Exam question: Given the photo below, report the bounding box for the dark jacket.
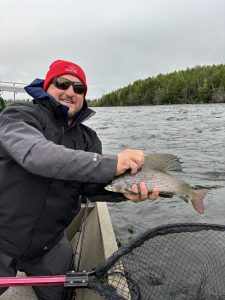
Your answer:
[0,79,124,261]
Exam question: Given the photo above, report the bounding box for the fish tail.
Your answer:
[191,189,208,214]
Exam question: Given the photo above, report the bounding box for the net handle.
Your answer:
[0,270,92,287]
[0,275,66,287]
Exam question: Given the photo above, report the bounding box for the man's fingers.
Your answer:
[123,185,160,203]
[116,149,144,176]
[131,184,139,194]
[124,184,139,202]
[149,188,160,200]
[129,160,139,175]
[139,182,148,199]
[128,150,145,168]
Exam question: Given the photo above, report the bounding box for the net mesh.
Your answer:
[88,223,225,300]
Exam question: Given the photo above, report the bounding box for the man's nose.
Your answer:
[65,85,75,96]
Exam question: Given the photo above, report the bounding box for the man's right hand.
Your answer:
[116,149,144,176]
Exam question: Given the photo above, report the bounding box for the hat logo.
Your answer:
[64,65,78,73]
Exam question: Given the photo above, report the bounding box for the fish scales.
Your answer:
[108,170,188,194]
[105,153,208,214]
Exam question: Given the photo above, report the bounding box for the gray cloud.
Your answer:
[0,0,224,99]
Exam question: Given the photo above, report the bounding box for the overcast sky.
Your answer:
[0,0,224,100]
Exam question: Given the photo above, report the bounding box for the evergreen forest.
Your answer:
[89,64,225,106]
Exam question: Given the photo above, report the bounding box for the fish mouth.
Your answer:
[104,185,112,192]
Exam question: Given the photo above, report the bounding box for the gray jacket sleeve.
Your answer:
[0,105,117,183]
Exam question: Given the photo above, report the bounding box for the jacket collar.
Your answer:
[25,79,95,125]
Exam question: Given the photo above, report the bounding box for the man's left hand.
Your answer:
[123,182,159,202]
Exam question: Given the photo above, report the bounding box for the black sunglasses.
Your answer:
[52,77,86,95]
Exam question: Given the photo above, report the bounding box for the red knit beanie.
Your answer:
[43,60,87,95]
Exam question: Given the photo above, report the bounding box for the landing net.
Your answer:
[88,223,225,300]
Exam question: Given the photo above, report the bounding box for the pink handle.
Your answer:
[0,275,66,287]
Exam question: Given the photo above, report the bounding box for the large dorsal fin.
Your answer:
[142,153,182,172]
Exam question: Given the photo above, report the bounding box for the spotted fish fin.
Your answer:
[143,153,183,172]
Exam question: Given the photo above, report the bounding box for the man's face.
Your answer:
[47,74,85,122]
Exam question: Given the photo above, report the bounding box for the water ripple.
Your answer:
[85,104,225,244]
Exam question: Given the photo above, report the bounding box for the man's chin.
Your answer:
[59,102,82,119]
[67,109,80,119]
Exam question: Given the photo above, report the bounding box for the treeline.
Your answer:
[89,64,225,106]
[3,99,30,107]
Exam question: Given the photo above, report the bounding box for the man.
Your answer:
[0,60,158,299]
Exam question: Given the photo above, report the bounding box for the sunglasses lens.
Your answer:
[73,85,86,94]
[54,78,71,90]
[53,78,85,94]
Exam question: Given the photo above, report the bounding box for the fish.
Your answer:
[105,153,208,214]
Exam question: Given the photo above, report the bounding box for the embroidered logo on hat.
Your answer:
[64,65,78,74]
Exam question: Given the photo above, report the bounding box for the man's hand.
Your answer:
[123,182,159,202]
[116,149,144,176]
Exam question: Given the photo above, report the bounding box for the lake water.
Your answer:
[85,104,225,245]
